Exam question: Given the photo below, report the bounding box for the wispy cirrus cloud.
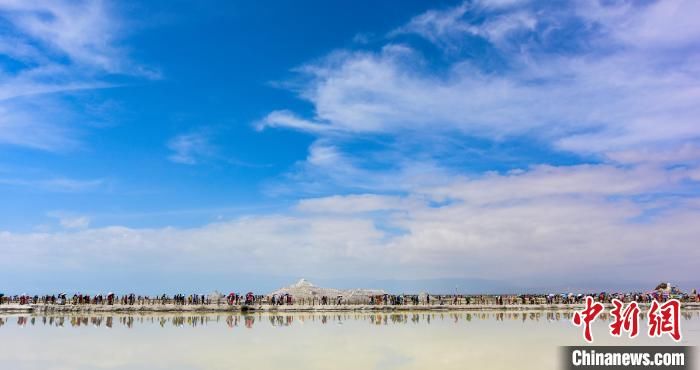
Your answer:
[257,110,335,133]
[1,0,120,72]
[0,97,81,150]
[0,0,156,152]
[167,132,214,165]
[167,129,274,168]
[0,176,105,192]
[260,0,700,163]
[47,211,91,229]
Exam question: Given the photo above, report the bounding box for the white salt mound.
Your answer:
[268,278,385,300]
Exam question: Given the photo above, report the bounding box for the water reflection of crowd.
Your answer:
[2,311,698,330]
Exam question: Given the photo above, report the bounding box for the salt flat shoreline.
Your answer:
[2,302,700,314]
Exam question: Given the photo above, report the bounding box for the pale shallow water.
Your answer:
[1,311,698,370]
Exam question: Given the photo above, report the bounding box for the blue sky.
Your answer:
[1,0,699,294]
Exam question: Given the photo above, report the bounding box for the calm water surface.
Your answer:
[1,311,698,370]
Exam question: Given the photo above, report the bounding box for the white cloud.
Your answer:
[0,0,154,152]
[264,139,456,196]
[2,164,699,286]
[261,0,700,162]
[392,1,535,49]
[390,2,473,49]
[0,98,80,150]
[575,0,700,50]
[0,0,155,75]
[167,133,214,165]
[41,178,105,192]
[0,176,104,192]
[475,0,529,8]
[60,216,90,229]
[297,194,419,214]
[257,110,333,133]
[606,142,700,165]
[268,45,699,156]
[47,212,91,229]
[426,164,687,205]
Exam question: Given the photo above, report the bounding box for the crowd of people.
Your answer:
[0,292,264,306]
[1,289,698,307]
